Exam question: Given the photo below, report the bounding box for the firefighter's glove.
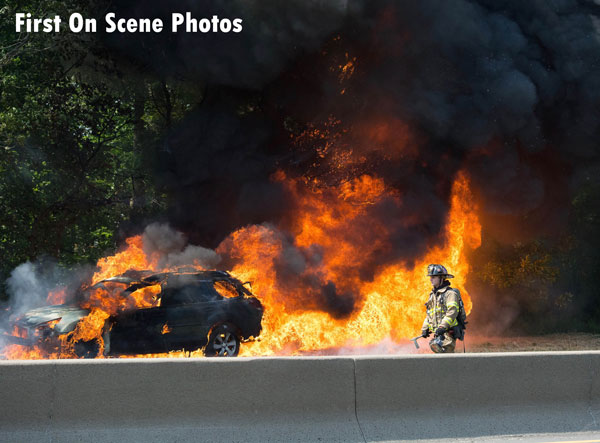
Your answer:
[435,326,447,337]
[421,329,431,338]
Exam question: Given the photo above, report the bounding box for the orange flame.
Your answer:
[46,288,68,305]
[92,236,149,284]
[219,170,480,355]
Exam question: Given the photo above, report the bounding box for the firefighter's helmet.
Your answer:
[427,264,454,279]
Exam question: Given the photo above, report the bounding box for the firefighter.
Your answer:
[420,264,461,353]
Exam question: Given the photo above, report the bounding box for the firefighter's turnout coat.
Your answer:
[422,282,460,352]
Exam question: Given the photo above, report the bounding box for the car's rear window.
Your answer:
[161,282,223,306]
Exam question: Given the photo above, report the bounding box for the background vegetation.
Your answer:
[0,0,173,291]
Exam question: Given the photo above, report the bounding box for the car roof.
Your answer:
[98,269,242,287]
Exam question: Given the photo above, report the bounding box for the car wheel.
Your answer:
[204,323,240,357]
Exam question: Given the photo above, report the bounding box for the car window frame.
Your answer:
[159,280,227,307]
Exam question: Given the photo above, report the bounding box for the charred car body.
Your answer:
[6,270,263,357]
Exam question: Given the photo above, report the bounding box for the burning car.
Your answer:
[6,270,263,358]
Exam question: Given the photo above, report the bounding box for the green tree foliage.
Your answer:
[475,239,565,332]
[0,0,170,297]
[471,179,600,333]
[566,180,600,331]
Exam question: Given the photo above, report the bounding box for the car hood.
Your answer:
[16,305,89,334]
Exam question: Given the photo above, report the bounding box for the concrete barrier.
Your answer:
[0,352,599,442]
[0,357,363,442]
[355,351,600,441]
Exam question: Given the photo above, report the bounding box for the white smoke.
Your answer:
[142,222,222,270]
[0,261,49,347]
[334,336,421,356]
[6,262,48,318]
[300,336,421,356]
[142,222,187,256]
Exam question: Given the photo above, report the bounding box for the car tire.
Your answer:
[204,323,240,357]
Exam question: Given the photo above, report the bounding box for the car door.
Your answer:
[162,282,224,351]
[108,306,168,355]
